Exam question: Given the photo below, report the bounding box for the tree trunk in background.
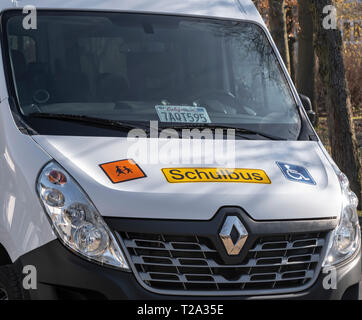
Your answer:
[269,0,291,73]
[288,37,296,82]
[312,0,362,208]
[297,0,315,108]
[286,4,296,82]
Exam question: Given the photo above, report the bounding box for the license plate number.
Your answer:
[155,105,211,123]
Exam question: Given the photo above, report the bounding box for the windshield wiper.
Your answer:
[27,113,285,140]
[28,113,150,133]
[166,123,286,140]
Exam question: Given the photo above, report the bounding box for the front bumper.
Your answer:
[16,239,361,300]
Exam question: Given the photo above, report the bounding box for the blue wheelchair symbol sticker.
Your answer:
[276,162,316,185]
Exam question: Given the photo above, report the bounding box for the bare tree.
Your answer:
[286,3,296,82]
[312,0,362,207]
[296,0,315,109]
[269,0,291,73]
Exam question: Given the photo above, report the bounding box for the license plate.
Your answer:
[155,105,211,123]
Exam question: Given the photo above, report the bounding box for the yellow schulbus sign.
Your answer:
[162,168,271,184]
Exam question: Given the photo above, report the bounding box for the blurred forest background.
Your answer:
[252,0,361,209]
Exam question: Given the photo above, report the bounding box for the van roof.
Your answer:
[1,0,265,25]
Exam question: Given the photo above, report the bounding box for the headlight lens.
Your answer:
[37,161,129,270]
[323,172,360,267]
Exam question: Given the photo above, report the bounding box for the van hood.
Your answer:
[32,136,341,221]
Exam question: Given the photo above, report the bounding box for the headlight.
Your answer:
[323,171,360,267]
[37,161,129,270]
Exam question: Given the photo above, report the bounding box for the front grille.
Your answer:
[119,231,327,294]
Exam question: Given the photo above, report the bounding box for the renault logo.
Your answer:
[219,216,248,255]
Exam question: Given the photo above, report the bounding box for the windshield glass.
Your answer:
[4,11,301,139]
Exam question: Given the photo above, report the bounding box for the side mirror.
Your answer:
[299,94,317,126]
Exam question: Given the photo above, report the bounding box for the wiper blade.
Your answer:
[28,113,148,133]
[167,123,286,140]
[27,114,285,140]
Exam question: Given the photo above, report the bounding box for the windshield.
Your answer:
[4,11,301,139]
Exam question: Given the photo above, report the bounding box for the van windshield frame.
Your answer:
[1,9,304,140]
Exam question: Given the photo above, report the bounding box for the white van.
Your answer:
[0,0,360,300]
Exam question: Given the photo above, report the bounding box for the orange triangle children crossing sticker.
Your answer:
[100,159,146,184]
